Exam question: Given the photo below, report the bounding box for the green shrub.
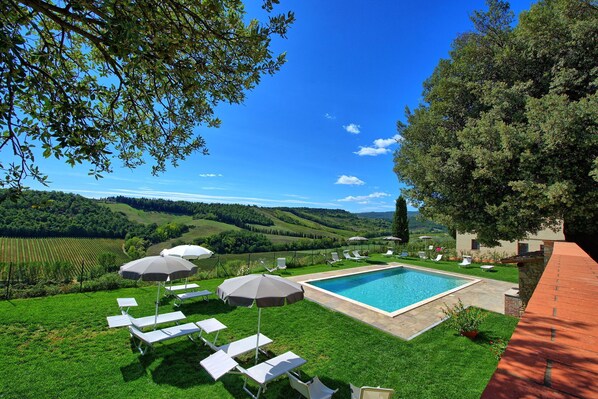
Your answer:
[441,299,487,333]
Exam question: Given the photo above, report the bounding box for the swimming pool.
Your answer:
[304,266,479,317]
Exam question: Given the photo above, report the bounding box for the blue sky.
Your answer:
[30,0,534,213]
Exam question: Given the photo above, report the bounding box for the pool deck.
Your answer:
[289,263,516,340]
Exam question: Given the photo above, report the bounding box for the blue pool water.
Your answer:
[307,267,471,313]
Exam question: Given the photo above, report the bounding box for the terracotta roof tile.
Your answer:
[482,242,598,399]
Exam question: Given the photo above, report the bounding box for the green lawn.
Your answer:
[0,263,518,399]
[367,254,519,284]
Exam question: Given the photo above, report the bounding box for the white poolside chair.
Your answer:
[418,251,427,260]
[205,333,273,359]
[201,350,307,399]
[352,250,369,260]
[432,254,443,262]
[173,289,212,307]
[128,311,187,329]
[327,252,342,266]
[343,250,361,261]
[350,383,395,399]
[382,249,394,257]
[265,258,287,273]
[288,372,338,399]
[128,322,201,355]
[458,257,472,268]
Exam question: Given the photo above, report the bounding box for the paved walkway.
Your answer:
[289,263,516,340]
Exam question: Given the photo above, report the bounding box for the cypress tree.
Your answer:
[392,196,409,243]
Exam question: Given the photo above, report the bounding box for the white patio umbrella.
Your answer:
[217,274,304,363]
[119,255,198,328]
[418,236,433,240]
[383,236,402,248]
[347,236,368,242]
[160,244,213,260]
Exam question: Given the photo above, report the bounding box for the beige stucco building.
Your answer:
[456,226,565,258]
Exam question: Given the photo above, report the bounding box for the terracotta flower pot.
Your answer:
[461,330,479,339]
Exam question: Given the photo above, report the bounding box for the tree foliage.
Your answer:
[0,189,133,237]
[0,0,293,196]
[394,0,598,254]
[392,196,409,243]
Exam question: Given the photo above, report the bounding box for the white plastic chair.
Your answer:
[327,252,341,265]
[458,257,472,268]
[382,249,394,257]
[432,254,443,262]
[350,383,394,399]
[288,372,338,399]
[265,258,287,273]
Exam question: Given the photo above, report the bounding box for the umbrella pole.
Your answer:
[255,308,262,364]
[154,282,160,330]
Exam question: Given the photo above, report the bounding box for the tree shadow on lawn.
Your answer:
[121,340,210,387]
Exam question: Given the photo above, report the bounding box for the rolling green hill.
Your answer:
[356,211,448,233]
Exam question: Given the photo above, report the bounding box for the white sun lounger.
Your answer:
[352,250,368,260]
[129,311,187,329]
[200,350,307,399]
[108,310,186,329]
[129,322,201,354]
[174,289,213,306]
[209,333,273,359]
[343,250,361,261]
[164,283,199,295]
[327,252,341,266]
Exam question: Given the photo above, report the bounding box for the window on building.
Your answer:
[518,242,529,255]
[471,239,480,250]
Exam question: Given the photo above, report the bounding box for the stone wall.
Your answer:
[517,259,546,305]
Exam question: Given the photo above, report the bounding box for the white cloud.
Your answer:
[335,175,365,185]
[354,147,391,156]
[53,187,337,208]
[337,192,391,202]
[199,173,223,178]
[324,113,336,120]
[354,134,402,157]
[343,123,361,134]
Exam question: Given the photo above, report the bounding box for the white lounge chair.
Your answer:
[350,384,395,399]
[265,258,287,273]
[288,372,338,399]
[432,254,443,262]
[128,322,201,355]
[352,250,368,260]
[418,251,427,260]
[206,333,273,359]
[458,257,472,268]
[343,250,361,261]
[201,350,307,399]
[129,311,187,329]
[382,249,394,257]
[174,289,212,307]
[327,252,342,266]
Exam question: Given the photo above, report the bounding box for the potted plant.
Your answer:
[441,299,487,339]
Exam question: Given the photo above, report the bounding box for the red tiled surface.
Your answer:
[482,242,598,399]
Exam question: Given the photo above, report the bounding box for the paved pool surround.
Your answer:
[289,263,515,340]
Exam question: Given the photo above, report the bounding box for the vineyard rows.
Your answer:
[0,237,127,266]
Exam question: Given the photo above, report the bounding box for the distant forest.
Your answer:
[357,211,448,233]
[107,196,274,228]
[0,190,132,238]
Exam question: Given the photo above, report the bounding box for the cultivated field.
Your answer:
[0,237,127,265]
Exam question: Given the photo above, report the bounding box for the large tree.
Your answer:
[0,0,293,198]
[394,0,598,258]
[392,196,409,243]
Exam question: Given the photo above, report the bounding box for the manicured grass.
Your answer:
[0,271,518,399]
